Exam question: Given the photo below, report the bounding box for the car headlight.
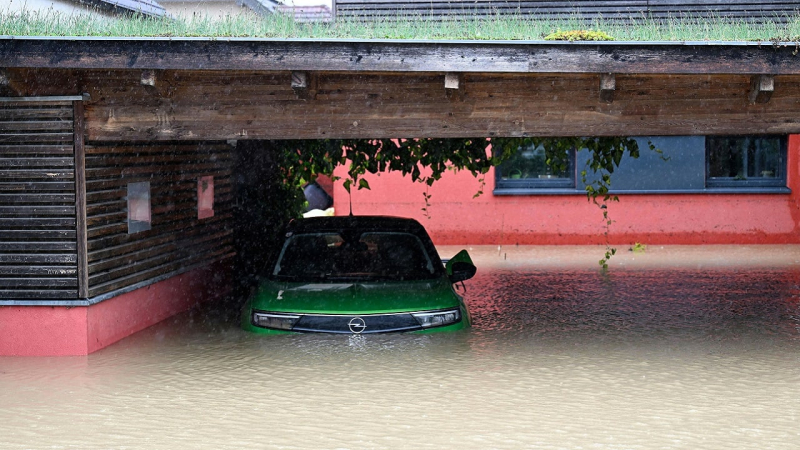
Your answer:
[252,311,301,330]
[411,308,461,328]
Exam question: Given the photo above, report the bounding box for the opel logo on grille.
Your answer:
[348,317,367,334]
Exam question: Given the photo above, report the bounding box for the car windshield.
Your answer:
[272,231,438,281]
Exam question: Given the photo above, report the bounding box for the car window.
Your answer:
[272,231,437,281]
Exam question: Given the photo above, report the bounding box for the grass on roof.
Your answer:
[2,8,800,41]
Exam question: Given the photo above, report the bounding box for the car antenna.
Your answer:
[349,186,354,216]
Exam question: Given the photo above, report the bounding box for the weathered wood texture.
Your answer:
[84,142,235,298]
[73,101,89,298]
[0,100,78,300]
[3,38,800,75]
[334,0,800,22]
[54,70,800,140]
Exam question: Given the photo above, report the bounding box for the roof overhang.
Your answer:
[1,37,800,74]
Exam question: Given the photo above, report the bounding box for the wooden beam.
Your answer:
[749,75,774,104]
[80,71,800,141]
[4,38,800,75]
[600,73,615,103]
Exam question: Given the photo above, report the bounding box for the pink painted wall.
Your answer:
[0,261,231,356]
[333,136,800,245]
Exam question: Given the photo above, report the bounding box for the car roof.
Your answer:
[287,215,427,234]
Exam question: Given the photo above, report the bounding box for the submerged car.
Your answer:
[241,215,476,334]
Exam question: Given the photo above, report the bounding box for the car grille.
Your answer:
[292,313,422,334]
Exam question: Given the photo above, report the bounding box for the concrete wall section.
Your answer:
[0,261,231,356]
[86,261,231,354]
[0,306,88,356]
[333,135,800,245]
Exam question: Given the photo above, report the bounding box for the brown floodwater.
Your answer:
[2,246,800,450]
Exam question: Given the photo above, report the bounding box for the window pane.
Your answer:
[499,146,569,180]
[127,182,151,234]
[496,145,575,190]
[198,176,214,219]
[273,232,436,281]
[747,139,781,179]
[706,136,785,187]
[707,138,746,179]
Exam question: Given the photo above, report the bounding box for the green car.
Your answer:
[241,216,476,334]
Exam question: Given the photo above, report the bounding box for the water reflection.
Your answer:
[2,268,800,449]
[470,269,800,339]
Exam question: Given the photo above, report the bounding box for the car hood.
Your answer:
[249,277,459,314]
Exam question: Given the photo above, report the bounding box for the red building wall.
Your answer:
[0,261,230,356]
[333,136,800,245]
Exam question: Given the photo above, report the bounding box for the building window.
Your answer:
[706,136,786,188]
[198,176,214,220]
[495,145,576,191]
[494,136,789,195]
[127,181,151,234]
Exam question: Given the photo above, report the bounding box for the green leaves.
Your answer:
[491,136,651,270]
[272,135,652,270]
[275,136,645,212]
[275,137,497,195]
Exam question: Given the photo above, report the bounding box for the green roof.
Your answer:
[2,9,800,42]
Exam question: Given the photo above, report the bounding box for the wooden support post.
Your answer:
[445,72,464,100]
[600,73,616,103]
[73,99,89,299]
[141,70,156,87]
[0,69,7,86]
[749,75,774,104]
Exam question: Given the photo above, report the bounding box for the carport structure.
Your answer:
[1,37,800,355]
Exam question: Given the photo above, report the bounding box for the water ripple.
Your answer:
[2,268,800,449]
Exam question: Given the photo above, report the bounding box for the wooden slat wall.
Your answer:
[334,0,800,22]
[0,100,78,300]
[85,142,234,298]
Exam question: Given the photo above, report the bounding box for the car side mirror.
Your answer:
[445,250,476,283]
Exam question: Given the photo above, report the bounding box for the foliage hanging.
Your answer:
[276,138,494,192]
[271,136,651,268]
[491,137,653,269]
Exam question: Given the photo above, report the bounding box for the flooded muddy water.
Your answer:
[2,246,800,450]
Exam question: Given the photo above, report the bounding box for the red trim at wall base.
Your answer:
[0,262,231,357]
